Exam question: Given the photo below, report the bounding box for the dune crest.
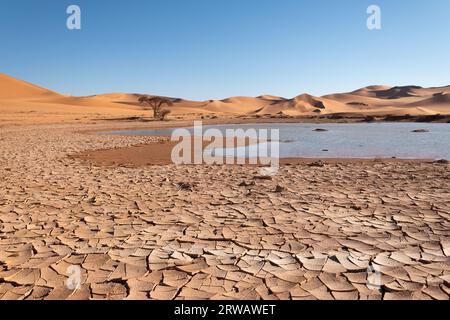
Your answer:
[0,73,59,99]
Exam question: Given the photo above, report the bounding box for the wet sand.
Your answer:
[74,138,432,167]
[74,136,263,167]
[0,121,449,300]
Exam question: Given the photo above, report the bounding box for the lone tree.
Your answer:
[138,96,173,120]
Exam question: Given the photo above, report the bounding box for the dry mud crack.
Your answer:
[0,123,449,300]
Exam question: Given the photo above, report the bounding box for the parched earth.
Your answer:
[0,123,449,300]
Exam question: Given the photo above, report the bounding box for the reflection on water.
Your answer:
[103,123,450,160]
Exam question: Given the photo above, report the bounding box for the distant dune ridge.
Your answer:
[0,72,449,124]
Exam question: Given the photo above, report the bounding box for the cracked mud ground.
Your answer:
[0,123,449,300]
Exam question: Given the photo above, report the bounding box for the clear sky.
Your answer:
[1,0,449,100]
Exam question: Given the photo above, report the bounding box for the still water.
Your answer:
[104,123,450,160]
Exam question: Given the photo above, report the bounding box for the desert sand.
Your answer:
[1,73,449,126]
[0,74,449,300]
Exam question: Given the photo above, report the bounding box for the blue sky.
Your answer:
[0,0,449,100]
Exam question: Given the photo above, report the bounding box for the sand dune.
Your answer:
[0,73,59,99]
[323,85,450,116]
[408,92,450,106]
[351,85,423,99]
[0,73,449,125]
[263,94,353,115]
